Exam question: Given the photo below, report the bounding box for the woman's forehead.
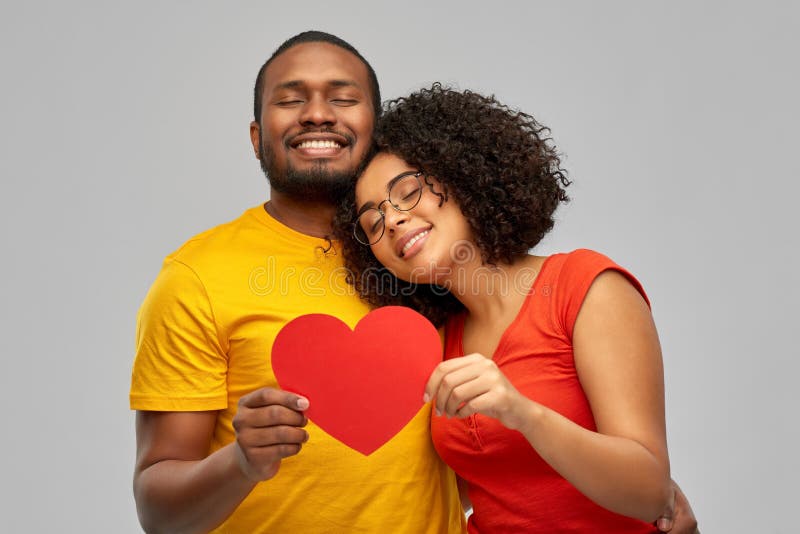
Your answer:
[360,154,413,189]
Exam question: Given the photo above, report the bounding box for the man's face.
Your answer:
[252,42,375,202]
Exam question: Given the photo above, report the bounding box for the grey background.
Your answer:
[1,1,797,532]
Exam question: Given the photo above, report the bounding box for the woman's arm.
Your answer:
[425,270,671,522]
[557,269,671,520]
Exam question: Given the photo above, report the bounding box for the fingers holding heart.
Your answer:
[426,354,526,429]
[235,421,309,449]
[436,359,494,416]
[238,403,308,429]
[232,387,310,481]
[425,353,486,406]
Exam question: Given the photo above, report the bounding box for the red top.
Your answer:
[432,249,658,533]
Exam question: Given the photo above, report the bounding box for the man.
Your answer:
[131,31,697,533]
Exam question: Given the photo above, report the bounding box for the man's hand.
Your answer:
[655,479,698,533]
[232,387,310,482]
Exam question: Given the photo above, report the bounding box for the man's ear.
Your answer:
[249,121,261,159]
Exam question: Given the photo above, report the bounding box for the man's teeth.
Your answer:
[297,140,341,149]
[402,230,429,254]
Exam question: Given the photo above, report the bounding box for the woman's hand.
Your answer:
[423,352,534,431]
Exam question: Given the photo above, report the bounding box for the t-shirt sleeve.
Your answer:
[552,249,650,340]
[130,258,228,411]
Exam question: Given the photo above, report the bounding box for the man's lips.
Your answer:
[395,226,432,257]
[288,132,350,150]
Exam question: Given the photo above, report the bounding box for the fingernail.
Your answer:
[304,431,310,442]
[657,518,671,530]
[423,393,430,403]
[435,408,441,417]
[296,397,309,410]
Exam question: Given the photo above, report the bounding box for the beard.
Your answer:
[259,130,354,204]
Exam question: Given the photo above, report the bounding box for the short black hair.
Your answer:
[253,31,381,123]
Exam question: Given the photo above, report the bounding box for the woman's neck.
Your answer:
[445,254,546,324]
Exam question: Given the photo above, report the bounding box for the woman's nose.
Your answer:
[383,206,410,231]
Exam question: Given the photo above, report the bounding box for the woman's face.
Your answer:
[354,153,474,284]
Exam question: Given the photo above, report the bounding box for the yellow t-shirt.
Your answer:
[131,206,465,533]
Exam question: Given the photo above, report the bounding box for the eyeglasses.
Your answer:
[353,171,424,246]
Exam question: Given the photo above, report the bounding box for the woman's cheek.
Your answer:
[371,244,393,269]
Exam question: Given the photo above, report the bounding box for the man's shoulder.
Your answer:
[166,206,264,265]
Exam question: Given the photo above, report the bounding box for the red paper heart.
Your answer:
[271,306,441,455]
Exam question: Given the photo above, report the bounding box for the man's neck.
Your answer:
[264,190,337,239]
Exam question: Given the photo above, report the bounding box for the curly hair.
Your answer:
[332,83,570,326]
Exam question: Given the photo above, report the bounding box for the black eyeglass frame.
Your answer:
[353,171,425,246]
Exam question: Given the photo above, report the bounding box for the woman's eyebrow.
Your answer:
[355,171,418,216]
[385,170,418,191]
[355,201,375,216]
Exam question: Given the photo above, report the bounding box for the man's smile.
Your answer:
[288,132,351,159]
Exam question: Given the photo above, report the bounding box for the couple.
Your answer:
[131,31,697,533]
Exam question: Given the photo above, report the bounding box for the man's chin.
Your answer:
[260,151,357,202]
[274,182,350,203]
[269,170,353,203]
[291,157,351,175]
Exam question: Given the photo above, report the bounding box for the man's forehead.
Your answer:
[263,42,369,91]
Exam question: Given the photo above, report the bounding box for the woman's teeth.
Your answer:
[402,230,429,254]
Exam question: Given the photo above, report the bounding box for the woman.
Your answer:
[333,84,672,532]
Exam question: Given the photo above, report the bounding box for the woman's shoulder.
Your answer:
[537,248,618,280]
[541,248,648,307]
[550,248,613,264]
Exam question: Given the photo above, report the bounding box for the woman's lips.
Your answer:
[397,227,431,258]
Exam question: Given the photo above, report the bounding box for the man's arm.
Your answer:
[133,389,309,534]
[134,411,254,534]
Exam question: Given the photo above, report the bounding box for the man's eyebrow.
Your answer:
[328,79,360,90]
[274,80,304,91]
[273,79,361,91]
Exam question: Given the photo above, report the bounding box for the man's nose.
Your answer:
[300,96,336,126]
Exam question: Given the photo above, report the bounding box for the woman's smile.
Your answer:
[395,226,431,258]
